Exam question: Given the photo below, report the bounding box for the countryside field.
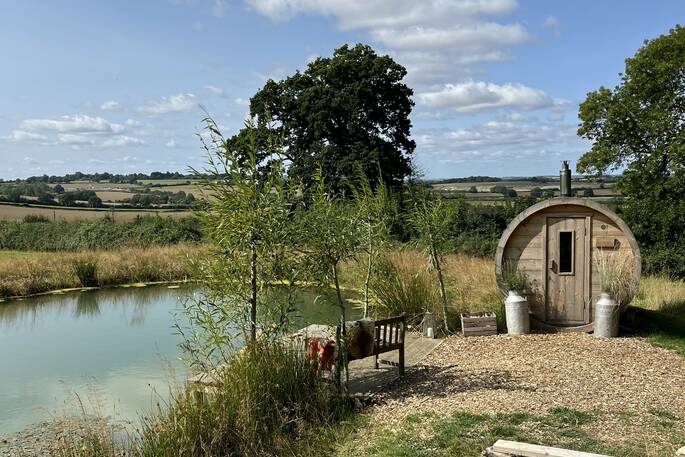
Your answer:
[0,202,192,221]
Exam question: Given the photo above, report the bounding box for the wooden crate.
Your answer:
[460,311,497,337]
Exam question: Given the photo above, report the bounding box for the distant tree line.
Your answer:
[125,190,196,208]
[10,171,212,184]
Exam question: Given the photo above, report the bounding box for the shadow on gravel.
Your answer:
[371,364,535,404]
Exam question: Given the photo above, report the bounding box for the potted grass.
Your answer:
[502,262,530,335]
[594,252,633,338]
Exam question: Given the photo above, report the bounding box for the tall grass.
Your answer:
[369,250,501,329]
[0,244,203,298]
[594,250,636,309]
[371,251,439,325]
[56,342,351,457]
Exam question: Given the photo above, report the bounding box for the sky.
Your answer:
[0,0,682,180]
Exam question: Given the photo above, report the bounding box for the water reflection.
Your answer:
[0,283,360,434]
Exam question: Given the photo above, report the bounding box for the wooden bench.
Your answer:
[372,315,406,375]
[485,440,612,457]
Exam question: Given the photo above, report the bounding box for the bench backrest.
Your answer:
[373,314,405,355]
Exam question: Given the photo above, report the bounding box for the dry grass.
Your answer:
[633,275,685,312]
[362,250,501,328]
[0,244,204,298]
[94,191,135,202]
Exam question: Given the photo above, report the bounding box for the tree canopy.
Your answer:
[576,25,685,276]
[236,44,416,191]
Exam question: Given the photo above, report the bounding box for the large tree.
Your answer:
[236,44,415,190]
[576,25,685,276]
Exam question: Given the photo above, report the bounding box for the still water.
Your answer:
[0,284,354,434]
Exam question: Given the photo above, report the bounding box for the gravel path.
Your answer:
[370,333,685,446]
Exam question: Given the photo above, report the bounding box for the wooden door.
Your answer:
[545,217,589,324]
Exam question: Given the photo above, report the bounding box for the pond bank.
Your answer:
[0,417,116,457]
[0,244,204,299]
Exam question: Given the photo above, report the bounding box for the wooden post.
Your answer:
[399,314,405,375]
[374,325,380,369]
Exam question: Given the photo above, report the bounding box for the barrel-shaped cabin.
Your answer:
[495,196,641,332]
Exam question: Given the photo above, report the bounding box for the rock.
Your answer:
[676,445,685,456]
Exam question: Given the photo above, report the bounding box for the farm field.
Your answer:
[0,202,191,222]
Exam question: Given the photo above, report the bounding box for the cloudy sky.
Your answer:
[0,0,681,179]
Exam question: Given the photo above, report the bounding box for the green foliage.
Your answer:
[71,257,99,287]
[371,255,438,324]
[241,43,415,191]
[23,214,51,223]
[353,171,395,316]
[184,117,303,362]
[409,191,454,330]
[59,190,98,206]
[577,25,685,277]
[0,181,53,202]
[127,190,196,207]
[348,408,649,457]
[490,185,517,197]
[0,216,202,251]
[501,262,527,292]
[58,342,351,457]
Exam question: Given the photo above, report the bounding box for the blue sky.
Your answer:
[0,0,682,180]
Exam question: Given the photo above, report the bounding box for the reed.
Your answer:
[55,342,351,457]
[0,244,204,299]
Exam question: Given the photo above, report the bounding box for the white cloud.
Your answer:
[19,115,125,134]
[100,100,120,111]
[101,136,146,148]
[246,0,529,86]
[166,139,177,148]
[544,15,561,37]
[205,85,225,96]
[234,97,249,106]
[137,93,198,114]
[247,0,518,29]
[3,130,49,143]
[371,22,528,50]
[56,133,96,145]
[418,81,564,112]
[415,118,586,165]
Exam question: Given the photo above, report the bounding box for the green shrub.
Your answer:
[0,216,202,251]
[23,214,51,223]
[58,342,351,457]
[71,258,99,287]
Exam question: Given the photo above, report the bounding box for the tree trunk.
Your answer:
[363,222,372,318]
[332,262,349,388]
[250,242,258,345]
[432,248,449,332]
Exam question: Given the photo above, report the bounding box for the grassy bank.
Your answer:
[0,244,204,299]
[56,342,351,457]
[331,407,684,457]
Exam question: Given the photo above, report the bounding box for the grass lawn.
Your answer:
[627,275,685,356]
[329,407,685,457]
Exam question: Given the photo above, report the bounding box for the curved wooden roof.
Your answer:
[495,197,641,295]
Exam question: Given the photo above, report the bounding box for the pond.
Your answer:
[0,284,358,434]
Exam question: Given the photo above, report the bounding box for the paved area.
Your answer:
[349,333,443,395]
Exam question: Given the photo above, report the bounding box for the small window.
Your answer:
[559,231,574,274]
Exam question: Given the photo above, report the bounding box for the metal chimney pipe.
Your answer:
[560,160,571,197]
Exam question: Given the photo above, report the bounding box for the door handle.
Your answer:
[549,259,556,272]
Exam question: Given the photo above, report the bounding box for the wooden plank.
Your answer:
[462,320,496,328]
[463,328,497,336]
[491,439,611,457]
